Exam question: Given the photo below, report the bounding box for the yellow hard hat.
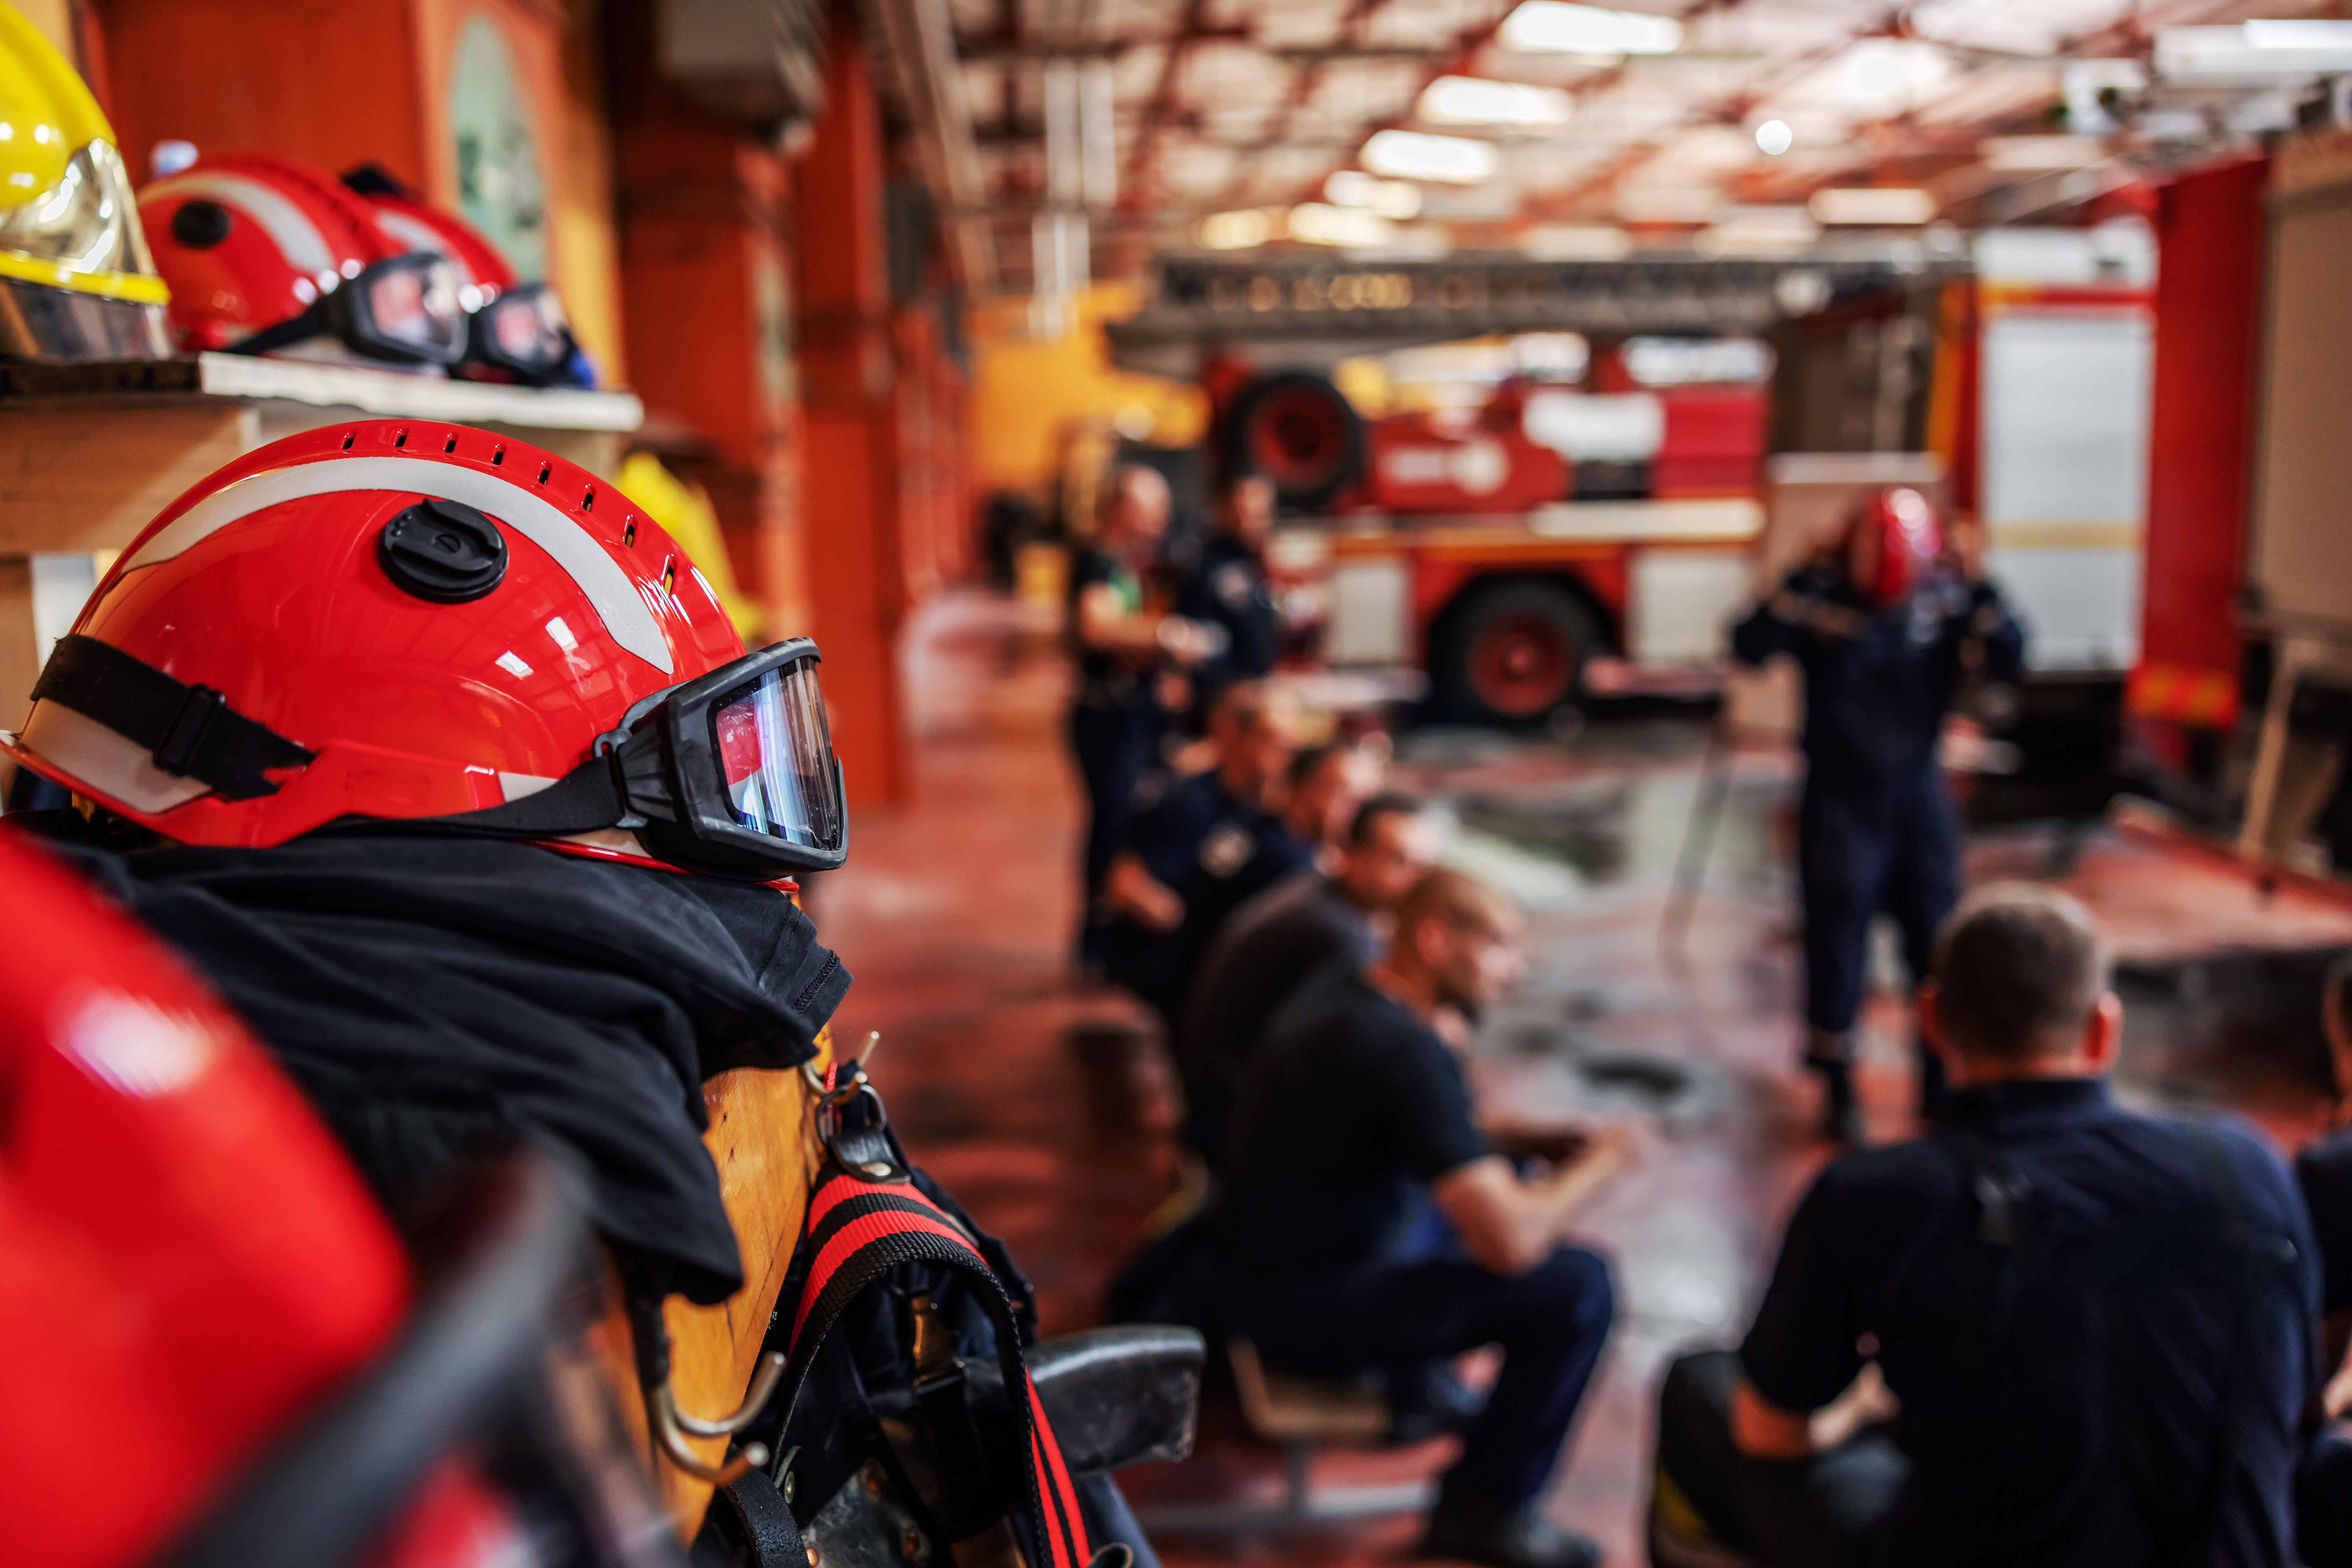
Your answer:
[0,1,169,357]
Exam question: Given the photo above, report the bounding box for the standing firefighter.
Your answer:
[1731,487,2024,1141]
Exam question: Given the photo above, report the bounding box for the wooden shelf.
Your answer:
[0,354,646,715]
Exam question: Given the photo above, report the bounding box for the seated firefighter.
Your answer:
[1175,790,1438,1172]
[1651,884,2318,1568]
[1210,870,1634,1568]
[1097,679,1303,1018]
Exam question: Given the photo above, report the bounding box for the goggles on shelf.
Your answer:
[467,281,581,385]
[452,638,848,881]
[233,251,468,367]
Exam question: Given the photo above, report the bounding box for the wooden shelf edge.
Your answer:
[0,353,644,434]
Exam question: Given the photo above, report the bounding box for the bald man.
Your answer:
[1212,870,1633,1568]
[1069,463,1209,965]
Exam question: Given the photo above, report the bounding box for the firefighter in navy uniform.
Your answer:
[1730,487,2024,1141]
[1177,472,1279,715]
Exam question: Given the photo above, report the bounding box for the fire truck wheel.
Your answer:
[1436,579,1599,724]
[1223,370,1364,508]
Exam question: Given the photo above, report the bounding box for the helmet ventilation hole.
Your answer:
[622,519,637,547]
[392,428,408,449]
[340,430,355,451]
[660,556,676,594]
[490,446,505,466]
[536,462,551,485]
[582,485,595,511]
[443,433,458,454]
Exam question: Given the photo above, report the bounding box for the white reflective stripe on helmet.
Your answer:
[117,455,676,674]
[144,171,339,278]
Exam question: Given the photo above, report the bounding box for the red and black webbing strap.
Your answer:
[774,1162,1096,1568]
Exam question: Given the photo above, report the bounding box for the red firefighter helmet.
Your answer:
[139,153,467,366]
[1843,485,1945,610]
[341,163,589,388]
[1,420,846,881]
[0,833,408,1568]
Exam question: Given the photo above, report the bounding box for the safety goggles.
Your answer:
[234,251,468,367]
[593,638,848,879]
[465,282,583,386]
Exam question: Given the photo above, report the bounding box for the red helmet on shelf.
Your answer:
[341,163,590,388]
[139,152,467,366]
[0,833,408,1568]
[1843,485,1945,610]
[1,420,846,880]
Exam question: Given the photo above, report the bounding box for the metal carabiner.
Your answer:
[648,1350,789,1485]
[801,1029,881,1104]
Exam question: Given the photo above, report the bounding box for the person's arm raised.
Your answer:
[1433,1124,1638,1277]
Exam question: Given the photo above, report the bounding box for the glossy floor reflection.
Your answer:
[808,590,2352,1567]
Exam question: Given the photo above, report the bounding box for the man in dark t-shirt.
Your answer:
[1177,472,1278,717]
[2291,954,2352,1567]
[1652,885,2318,1568]
[1175,791,1436,1170]
[1213,871,1634,1568]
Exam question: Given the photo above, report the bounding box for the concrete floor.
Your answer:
[806,589,2352,1567]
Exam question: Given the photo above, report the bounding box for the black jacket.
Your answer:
[12,815,849,1304]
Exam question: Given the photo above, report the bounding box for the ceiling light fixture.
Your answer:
[1196,209,1275,250]
[1288,203,1400,248]
[1980,135,2107,171]
[1500,1,1682,57]
[1808,187,1937,225]
[1324,170,1424,219]
[1362,129,1502,184]
[1754,119,1793,155]
[1520,223,1632,260]
[1420,74,1575,128]
[2157,21,2352,79]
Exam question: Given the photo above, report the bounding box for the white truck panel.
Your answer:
[1326,556,1412,666]
[1980,310,2152,674]
[1631,548,1752,666]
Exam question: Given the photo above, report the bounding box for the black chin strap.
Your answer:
[33,634,315,800]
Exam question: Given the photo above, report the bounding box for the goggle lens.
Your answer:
[367,254,467,357]
[711,657,842,854]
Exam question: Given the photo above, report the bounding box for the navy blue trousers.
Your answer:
[1069,701,1155,915]
[1797,768,1959,1037]
[1229,1246,1616,1508]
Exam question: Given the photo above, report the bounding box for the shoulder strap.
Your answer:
[772,1159,1097,1568]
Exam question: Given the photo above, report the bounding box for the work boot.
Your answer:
[1419,1493,1601,1568]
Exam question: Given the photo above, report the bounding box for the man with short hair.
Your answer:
[1213,870,1632,1568]
[1098,681,1302,1017]
[1650,884,2318,1568]
[1176,791,1437,1171]
[1178,471,1279,719]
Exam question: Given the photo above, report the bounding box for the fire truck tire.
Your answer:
[1434,579,1599,724]
[1223,370,1363,508]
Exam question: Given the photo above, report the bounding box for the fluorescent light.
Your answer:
[1809,187,1936,225]
[1197,209,1274,249]
[1698,206,1819,254]
[1521,223,1632,260]
[1754,119,1792,155]
[1324,169,1423,218]
[1420,74,1574,129]
[1616,185,1720,222]
[1288,203,1399,248]
[2157,22,2352,79]
[1980,135,2107,172]
[1363,129,1502,184]
[2245,19,2352,48]
[1501,2,1682,57]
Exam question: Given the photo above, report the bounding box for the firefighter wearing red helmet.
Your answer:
[1730,486,2025,1141]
